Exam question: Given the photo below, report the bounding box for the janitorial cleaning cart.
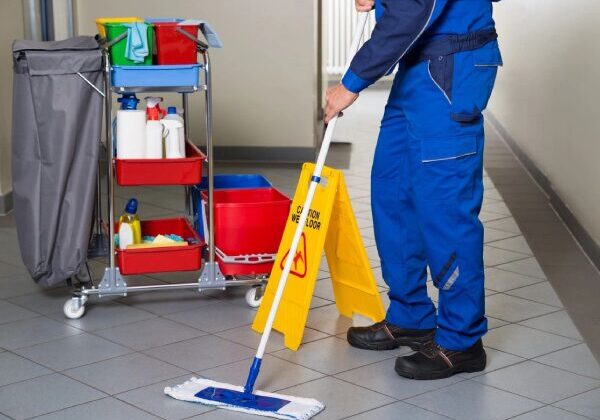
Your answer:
[61,18,290,318]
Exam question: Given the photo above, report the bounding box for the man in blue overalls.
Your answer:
[325,0,502,380]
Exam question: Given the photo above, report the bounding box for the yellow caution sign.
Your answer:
[252,163,385,351]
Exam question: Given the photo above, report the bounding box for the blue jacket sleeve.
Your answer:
[342,0,449,93]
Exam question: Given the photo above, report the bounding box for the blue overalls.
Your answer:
[342,0,503,351]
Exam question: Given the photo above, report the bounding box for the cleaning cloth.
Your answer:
[178,20,223,48]
[124,22,149,63]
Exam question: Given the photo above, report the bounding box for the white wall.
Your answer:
[74,0,320,150]
[490,0,600,247]
[0,0,24,198]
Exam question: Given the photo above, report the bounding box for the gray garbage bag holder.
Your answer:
[12,36,104,287]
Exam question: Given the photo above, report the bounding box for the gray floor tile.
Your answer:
[0,260,27,278]
[487,316,509,330]
[487,235,533,255]
[485,293,559,323]
[485,217,522,234]
[480,210,510,223]
[495,257,546,280]
[199,354,325,392]
[458,347,525,378]
[484,324,579,358]
[164,302,256,333]
[335,359,462,400]
[95,317,205,351]
[117,375,214,419]
[484,246,529,267]
[511,406,589,420]
[483,201,512,216]
[0,373,105,420]
[33,397,161,420]
[273,336,391,375]
[144,335,255,372]
[506,282,564,307]
[14,332,132,371]
[63,353,188,395]
[305,304,372,335]
[346,401,451,420]
[49,302,156,332]
[484,227,519,243]
[484,268,544,292]
[0,352,52,387]
[554,388,600,419]
[0,299,39,324]
[280,376,395,420]
[519,310,583,340]
[116,289,217,315]
[406,379,543,420]
[0,316,82,350]
[8,288,75,315]
[534,343,600,379]
[215,325,328,354]
[473,360,600,403]
[0,273,49,299]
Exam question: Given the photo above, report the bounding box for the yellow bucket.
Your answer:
[95,17,143,38]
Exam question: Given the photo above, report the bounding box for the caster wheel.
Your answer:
[245,286,263,308]
[63,298,86,319]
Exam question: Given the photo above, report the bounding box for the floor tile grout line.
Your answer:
[485,277,548,294]
[512,320,584,342]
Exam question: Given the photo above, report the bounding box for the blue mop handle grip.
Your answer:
[243,357,262,394]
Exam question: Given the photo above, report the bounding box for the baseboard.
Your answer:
[0,190,13,215]
[487,112,600,271]
[206,146,316,163]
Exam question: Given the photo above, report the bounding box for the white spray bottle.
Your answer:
[145,97,165,159]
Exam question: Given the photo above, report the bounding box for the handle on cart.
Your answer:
[244,11,370,395]
[176,27,209,51]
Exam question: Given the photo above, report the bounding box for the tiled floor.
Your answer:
[1,90,599,419]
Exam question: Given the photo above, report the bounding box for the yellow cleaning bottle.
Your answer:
[118,198,142,249]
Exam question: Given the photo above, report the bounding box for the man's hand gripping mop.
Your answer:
[164,12,370,420]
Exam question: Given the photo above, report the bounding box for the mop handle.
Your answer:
[255,12,369,361]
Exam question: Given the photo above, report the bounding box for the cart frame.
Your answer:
[64,27,266,319]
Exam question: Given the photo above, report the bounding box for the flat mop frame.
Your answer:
[166,12,370,420]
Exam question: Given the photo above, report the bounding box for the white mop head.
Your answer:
[165,377,324,420]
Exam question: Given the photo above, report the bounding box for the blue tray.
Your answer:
[111,64,201,90]
[192,175,273,239]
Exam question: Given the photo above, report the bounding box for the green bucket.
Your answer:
[104,22,154,66]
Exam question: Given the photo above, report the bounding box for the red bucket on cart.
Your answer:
[202,188,291,276]
[148,18,199,65]
[116,217,203,275]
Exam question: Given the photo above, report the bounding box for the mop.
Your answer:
[164,11,370,420]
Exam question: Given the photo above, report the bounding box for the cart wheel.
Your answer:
[245,286,263,308]
[63,298,86,319]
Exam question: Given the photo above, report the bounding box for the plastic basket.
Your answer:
[111,64,201,90]
[147,18,199,65]
[115,140,205,186]
[116,218,203,275]
[192,174,273,239]
[95,17,142,39]
[201,188,291,275]
[104,22,154,66]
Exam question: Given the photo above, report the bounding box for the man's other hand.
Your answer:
[355,0,374,12]
[325,84,359,124]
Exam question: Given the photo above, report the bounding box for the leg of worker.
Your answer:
[372,71,436,331]
[346,69,436,351]
[399,45,500,352]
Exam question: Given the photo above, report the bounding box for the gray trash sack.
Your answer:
[12,36,103,287]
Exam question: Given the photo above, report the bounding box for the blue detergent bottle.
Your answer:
[113,93,140,156]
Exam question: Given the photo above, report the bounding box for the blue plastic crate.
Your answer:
[193,174,273,239]
[111,64,201,89]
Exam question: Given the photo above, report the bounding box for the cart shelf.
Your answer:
[115,140,205,186]
[111,64,204,92]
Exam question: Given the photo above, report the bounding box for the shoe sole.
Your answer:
[347,332,433,352]
[394,353,487,380]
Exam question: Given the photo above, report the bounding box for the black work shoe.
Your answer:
[395,339,487,380]
[347,320,435,351]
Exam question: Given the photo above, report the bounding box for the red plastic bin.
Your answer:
[116,217,203,275]
[151,19,199,65]
[202,188,291,276]
[115,140,205,186]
